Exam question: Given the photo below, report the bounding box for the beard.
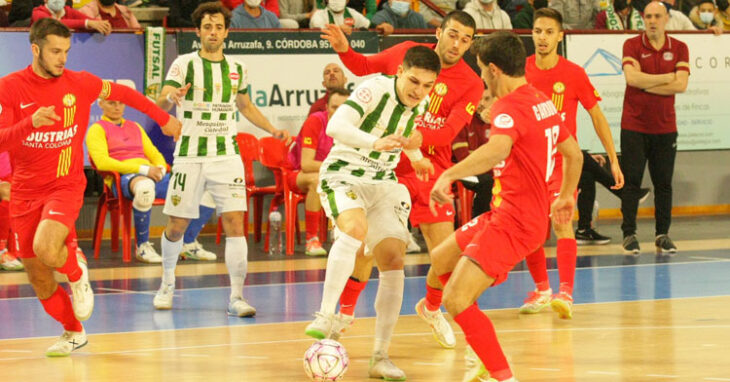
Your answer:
[203,39,223,53]
[38,50,63,78]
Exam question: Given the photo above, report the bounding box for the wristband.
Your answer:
[166,92,175,103]
[138,165,150,176]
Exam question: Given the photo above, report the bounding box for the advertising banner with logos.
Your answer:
[566,33,730,153]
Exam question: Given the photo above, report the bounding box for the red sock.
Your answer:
[40,286,83,332]
[0,201,9,240]
[56,232,81,282]
[339,277,367,316]
[454,304,513,381]
[525,246,550,291]
[556,238,577,295]
[437,272,452,287]
[425,284,443,311]
[305,211,320,240]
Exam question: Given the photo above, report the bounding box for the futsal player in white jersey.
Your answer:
[152,2,289,316]
[304,46,440,380]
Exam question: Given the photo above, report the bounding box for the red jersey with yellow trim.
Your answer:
[338,41,484,174]
[488,84,569,236]
[0,66,109,199]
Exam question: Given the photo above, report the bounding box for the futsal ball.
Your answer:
[303,339,349,381]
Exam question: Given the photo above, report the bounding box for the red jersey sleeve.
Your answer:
[576,68,601,111]
[338,42,410,76]
[622,37,640,68]
[0,81,35,151]
[675,41,690,73]
[299,115,323,151]
[419,81,484,147]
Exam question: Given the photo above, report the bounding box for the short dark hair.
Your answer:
[440,10,476,36]
[402,46,441,75]
[698,0,716,6]
[613,0,628,12]
[192,2,232,29]
[29,18,71,47]
[717,0,729,11]
[534,7,563,29]
[471,31,526,77]
[327,87,351,101]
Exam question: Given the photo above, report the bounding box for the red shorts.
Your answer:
[455,211,543,286]
[286,170,302,194]
[399,173,454,227]
[9,190,82,258]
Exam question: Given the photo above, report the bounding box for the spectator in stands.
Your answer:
[717,0,730,30]
[689,0,725,32]
[87,99,218,263]
[8,0,43,26]
[463,0,512,28]
[548,0,599,29]
[287,88,350,256]
[280,0,316,27]
[595,0,638,29]
[231,0,282,28]
[32,0,112,34]
[309,63,348,115]
[511,0,548,29]
[310,0,370,32]
[451,88,494,218]
[224,0,280,16]
[619,1,689,255]
[662,0,696,30]
[316,0,376,20]
[79,0,141,28]
[418,0,457,27]
[371,0,429,35]
[168,0,215,27]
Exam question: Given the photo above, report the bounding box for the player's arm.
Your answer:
[644,70,689,95]
[622,58,674,89]
[86,123,145,174]
[320,23,401,75]
[301,148,323,173]
[157,84,191,111]
[327,99,407,151]
[235,92,290,142]
[586,104,623,189]
[0,99,59,150]
[0,181,9,201]
[551,134,583,225]
[419,84,484,146]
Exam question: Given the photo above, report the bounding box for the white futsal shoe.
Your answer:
[227,298,256,317]
[369,351,406,381]
[304,311,335,339]
[153,282,175,310]
[415,298,456,349]
[46,329,87,357]
[329,313,354,341]
[69,252,94,321]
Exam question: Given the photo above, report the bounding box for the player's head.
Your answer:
[29,18,72,78]
[435,11,476,67]
[613,0,630,16]
[476,87,495,122]
[192,2,231,52]
[98,99,126,121]
[396,46,441,108]
[471,32,526,96]
[643,1,669,37]
[532,8,564,57]
[322,63,347,91]
[326,88,351,119]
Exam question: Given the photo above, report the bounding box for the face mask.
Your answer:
[479,0,495,4]
[328,0,346,12]
[700,11,715,24]
[47,0,65,12]
[99,0,115,6]
[245,0,262,7]
[390,0,410,16]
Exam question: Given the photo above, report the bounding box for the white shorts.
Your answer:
[163,158,247,219]
[318,179,411,250]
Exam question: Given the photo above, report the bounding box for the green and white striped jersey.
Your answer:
[321,75,429,184]
[164,52,248,162]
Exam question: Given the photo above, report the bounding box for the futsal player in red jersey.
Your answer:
[519,8,624,319]
[0,18,181,356]
[320,10,484,349]
[428,32,583,382]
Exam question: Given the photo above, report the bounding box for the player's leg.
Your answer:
[181,191,217,261]
[551,218,577,319]
[619,129,648,254]
[519,245,552,314]
[296,171,327,256]
[0,199,23,271]
[332,246,371,340]
[126,174,162,263]
[647,132,678,254]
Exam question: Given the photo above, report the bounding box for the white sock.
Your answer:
[319,232,361,315]
[373,269,405,355]
[225,237,248,301]
[161,232,183,285]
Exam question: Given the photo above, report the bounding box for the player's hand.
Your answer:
[403,129,423,150]
[375,23,394,36]
[709,25,723,36]
[550,194,575,225]
[412,158,434,182]
[161,116,182,141]
[320,24,350,53]
[373,135,407,151]
[168,83,192,107]
[340,24,353,36]
[147,166,163,182]
[0,182,10,202]
[32,106,61,128]
[88,19,112,35]
[610,160,624,190]
[429,173,453,216]
[591,154,606,167]
[273,128,292,145]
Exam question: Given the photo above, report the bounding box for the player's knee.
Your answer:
[32,241,61,266]
[27,272,57,299]
[132,178,156,212]
[338,222,367,242]
[442,285,469,317]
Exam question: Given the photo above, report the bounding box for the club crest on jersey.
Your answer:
[355,87,372,103]
[171,195,181,206]
[62,93,77,128]
[552,82,565,94]
[346,190,358,200]
[493,113,514,129]
[663,52,674,61]
[433,83,448,97]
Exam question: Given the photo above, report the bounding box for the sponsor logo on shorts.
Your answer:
[171,195,181,206]
[446,210,453,216]
[346,190,358,200]
[48,210,64,216]
[233,177,244,184]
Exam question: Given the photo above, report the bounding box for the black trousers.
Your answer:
[619,129,677,237]
[576,150,622,230]
[461,173,494,218]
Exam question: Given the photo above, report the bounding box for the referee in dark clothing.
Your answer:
[619,1,689,255]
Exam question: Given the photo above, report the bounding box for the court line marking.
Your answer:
[587,371,619,375]
[530,367,560,371]
[236,355,269,360]
[705,378,730,381]
[689,256,730,261]
[413,362,445,366]
[646,374,679,378]
[96,287,158,296]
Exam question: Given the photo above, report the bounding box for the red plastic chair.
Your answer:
[215,133,277,244]
[258,137,328,255]
[455,181,475,227]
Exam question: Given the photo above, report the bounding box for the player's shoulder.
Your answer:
[452,59,481,83]
[668,35,688,50]
[224,54,247,68]
[623,34,642,48]
[172,52,198,66]
[359,75,392,94]
[558,56,589,76]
